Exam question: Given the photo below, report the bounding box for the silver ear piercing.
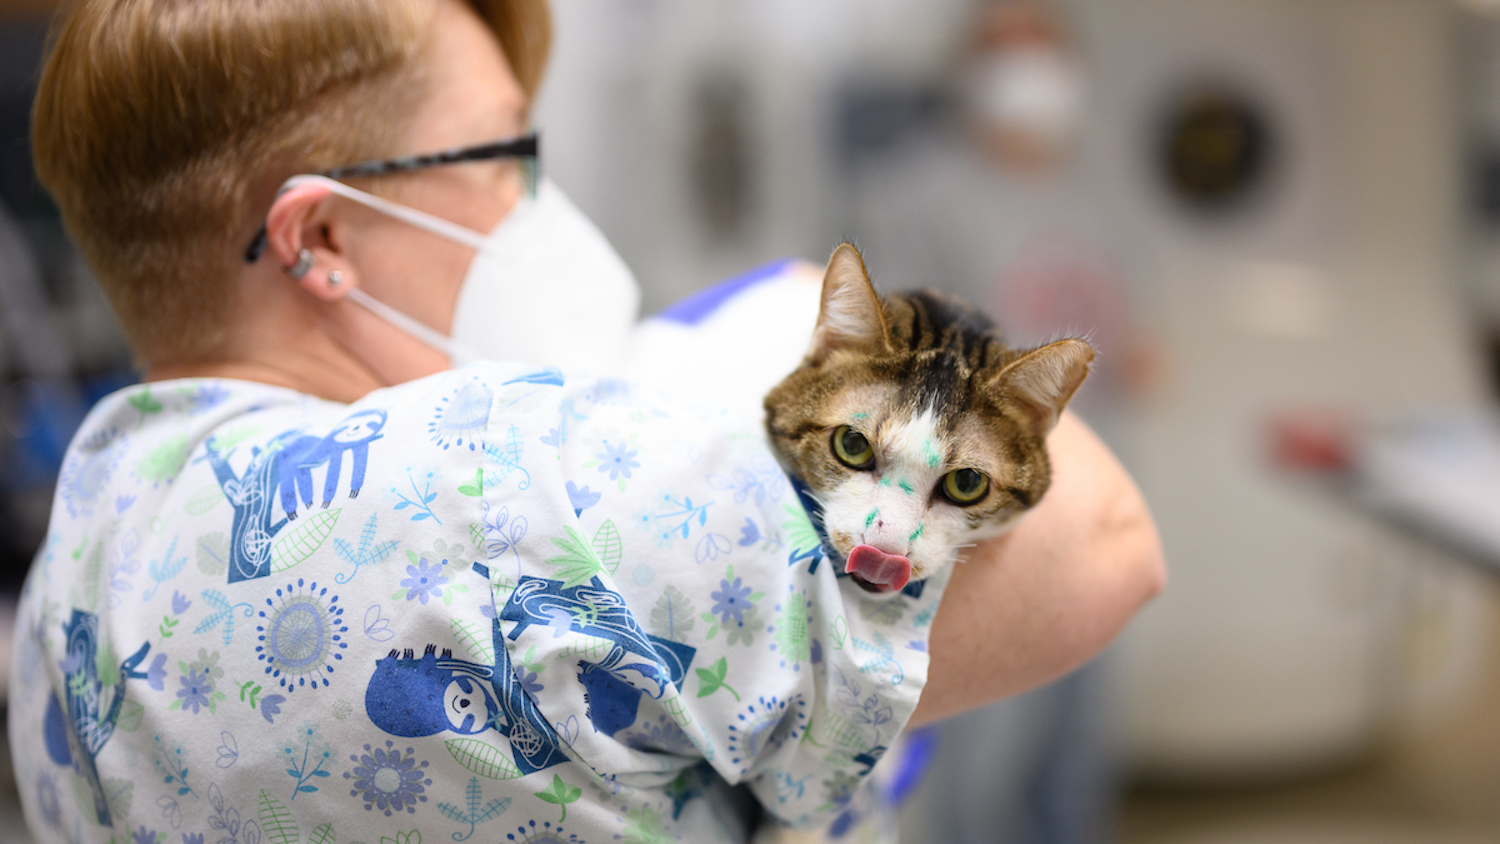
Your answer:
[284,248,314,280]
[328,270,344,288]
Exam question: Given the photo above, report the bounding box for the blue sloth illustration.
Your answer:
[42,609,153,826]
[365,639,570,777]
[364,566,697,776]
[204,409,386,584]
[277,409,387,520]
[502,575,696,739]
[205,432,295,583]
[364,561,569,776]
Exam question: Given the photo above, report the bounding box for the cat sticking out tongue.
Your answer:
[845,545,912,593]
[765,242,1094,594]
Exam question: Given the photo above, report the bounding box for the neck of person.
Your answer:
[145,280,450,404]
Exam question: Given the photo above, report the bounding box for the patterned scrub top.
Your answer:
[8,355,950,844]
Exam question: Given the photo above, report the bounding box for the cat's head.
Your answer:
[764,243,1094,592]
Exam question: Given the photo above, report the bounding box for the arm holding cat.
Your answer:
[909,410,1165,726]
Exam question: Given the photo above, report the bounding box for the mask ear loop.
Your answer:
[278,174,490,249]
[275,174,486,364]
[342,287,480,363]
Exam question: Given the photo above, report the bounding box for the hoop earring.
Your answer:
[328,270,344,288]
[284,248,314,280]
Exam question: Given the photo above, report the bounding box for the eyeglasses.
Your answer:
[244,131,539,263]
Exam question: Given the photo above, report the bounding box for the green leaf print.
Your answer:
[239,680,263,709]
[136,434,190,484]
[115,700,144,733]
[95,640,120,688]
[307,823,335,844]
[445,738,522,780]
[781,504,822,559]
[694,656,740,702]
[648,585,695,641]
[449,619,496,664]
[859,597,906,626]
[591,520,623,576]
[457,468,485,498]
[533,774,582,822]
[543,527,605,588]
[258,789,300,844]
[271,508,341,572]
[622,805,672,844]
[184,483,226,516]
[127,387,163,427]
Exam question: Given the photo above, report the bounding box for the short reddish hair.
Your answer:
[33,0,551,363]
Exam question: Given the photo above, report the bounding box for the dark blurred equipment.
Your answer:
[692,70,755,242]
[1158,86,1274,211]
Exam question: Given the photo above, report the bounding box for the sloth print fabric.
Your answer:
[10,361,949,844]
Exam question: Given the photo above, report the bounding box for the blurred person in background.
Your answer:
[858,2,1151,842]
[10,0,1162,841]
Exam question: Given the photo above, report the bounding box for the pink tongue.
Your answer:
[845,545,912,592]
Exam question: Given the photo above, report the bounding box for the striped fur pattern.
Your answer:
[764,244,1094,585]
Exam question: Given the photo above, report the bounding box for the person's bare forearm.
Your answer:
[909,411,1165,726]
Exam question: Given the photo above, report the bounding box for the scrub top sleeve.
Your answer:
[534,372,950,830]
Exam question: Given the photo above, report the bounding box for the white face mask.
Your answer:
[967,48,1087,147]
[280,174,640,372]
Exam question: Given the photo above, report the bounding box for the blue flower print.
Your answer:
[171,590,192,615]
[185,382,230,415]
[133,826,159,844]
[146,653,168,691]
[256,579,349,692]
[183,834,205,844]
[518,667,544,696]
[177,669,212,714]
[565,481,601,516]
[711,577,753,625]
[399,557,448,605]
[344,740,431,816]
[261,694,286,724]
[596,440,639,481]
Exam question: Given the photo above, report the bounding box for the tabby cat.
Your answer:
[764,243,1094,593]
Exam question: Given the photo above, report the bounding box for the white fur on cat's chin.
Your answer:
[820,405,1012,582]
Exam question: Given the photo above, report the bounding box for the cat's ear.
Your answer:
[991,339,1095,435]
[807,243,892,363]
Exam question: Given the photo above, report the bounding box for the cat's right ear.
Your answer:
[807,243,892,364]
[990,339,1095,436]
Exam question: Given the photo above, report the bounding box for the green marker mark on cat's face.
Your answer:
[866,509,879,528]
[898,478,915,495]
[923,439,942,469]
[879,476,892,487]
[908,523,924,543]
[852,412,869,420]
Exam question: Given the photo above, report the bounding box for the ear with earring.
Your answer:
[284,248,342,290]
[284,248,314,280]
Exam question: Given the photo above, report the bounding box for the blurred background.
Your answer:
[4,0,1500,841]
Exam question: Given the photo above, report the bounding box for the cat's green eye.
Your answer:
[942,468,989,505]
[832,426,876,470]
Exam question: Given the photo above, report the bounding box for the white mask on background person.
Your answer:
[966,47,1087,148]
[280,174,640,372]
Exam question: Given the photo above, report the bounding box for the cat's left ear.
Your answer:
[807,243,892,363]
[991,339,1095,435]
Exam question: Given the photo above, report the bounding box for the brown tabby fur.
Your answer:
[763,243,1093,582]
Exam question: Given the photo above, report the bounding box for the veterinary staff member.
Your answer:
[12,1,1164,841]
